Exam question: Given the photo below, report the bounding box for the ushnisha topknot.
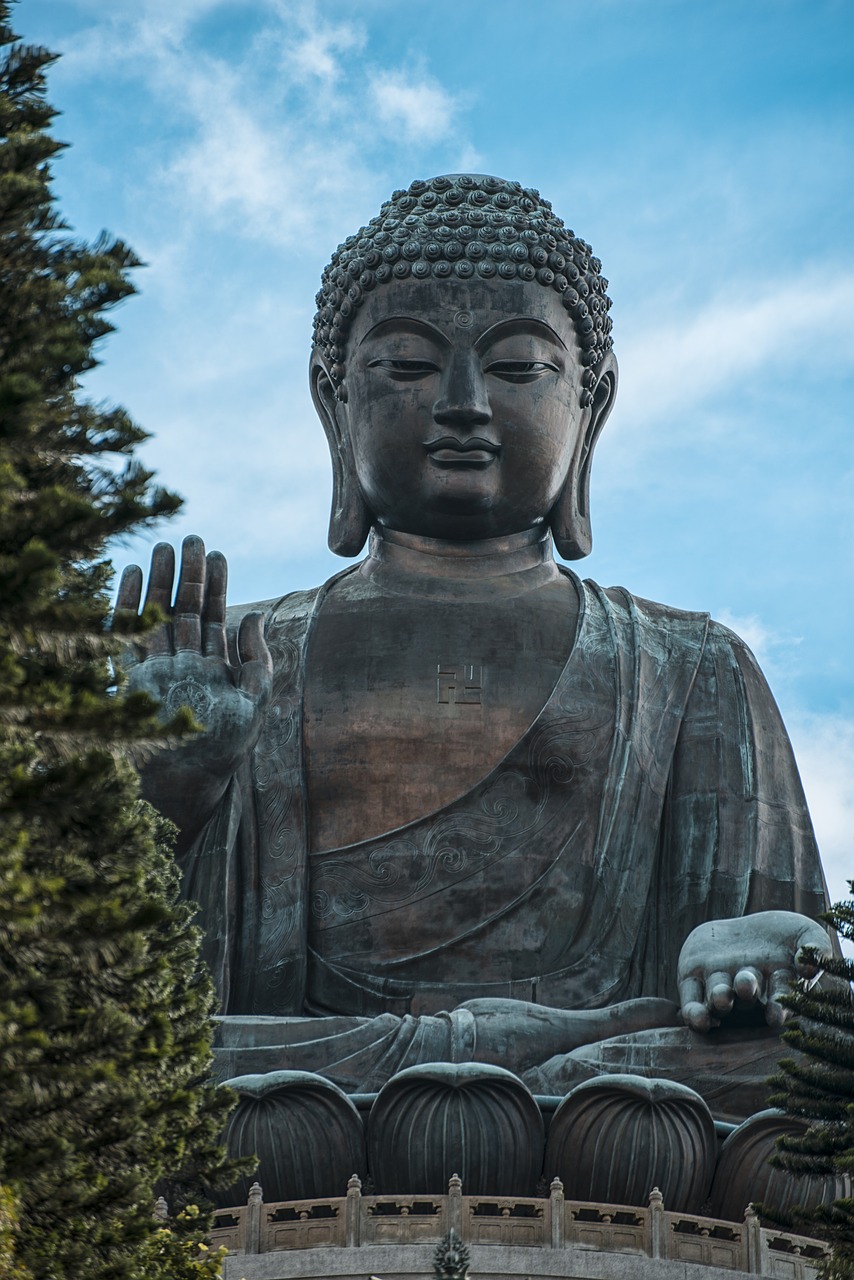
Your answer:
[312,174,613,405]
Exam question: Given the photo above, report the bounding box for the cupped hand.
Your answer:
[115,534,273,786]
[677,910,832,1032]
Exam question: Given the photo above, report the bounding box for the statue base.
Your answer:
[209,1177,831,1280]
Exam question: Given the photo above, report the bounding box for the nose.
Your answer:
[432,350,492,428]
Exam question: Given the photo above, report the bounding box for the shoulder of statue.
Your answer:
[589,579,710,634]
[224,586,324,636]
[703,616,765,671]
[574,579,721,686]
[224,596,286,628]
[598,594,765,679]
[601,602,773,700]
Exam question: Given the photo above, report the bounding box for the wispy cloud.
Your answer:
[281,18,365,86]
[370,70,459,144]
[60,0,227,61]
[715,609,803,687]
[615,270,854,438]
[57,1,475,254]
[164,53,355,250]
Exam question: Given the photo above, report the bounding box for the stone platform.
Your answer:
[211,1178,829,1280]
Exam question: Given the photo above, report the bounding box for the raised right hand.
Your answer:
[116,534,273,839]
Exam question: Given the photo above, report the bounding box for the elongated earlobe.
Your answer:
[549,356,618,561]
[550,475,593,560]
[310,358,372,557]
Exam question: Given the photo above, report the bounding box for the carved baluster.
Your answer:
[648,1186,665,1259]
[744,1204,762,1274]
[549,1177,564,1249]
[448,1173,463,1240]
[346,1174,362,1248]
[246,1182,263,1254]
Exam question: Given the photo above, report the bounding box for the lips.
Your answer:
[423,436,500,467]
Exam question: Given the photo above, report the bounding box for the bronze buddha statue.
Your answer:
[117,175,832,1122]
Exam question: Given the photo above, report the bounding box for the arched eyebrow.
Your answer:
[359,316,451,348]
[475,317,567,354]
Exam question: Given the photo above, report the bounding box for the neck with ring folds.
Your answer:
[359,523,564,600]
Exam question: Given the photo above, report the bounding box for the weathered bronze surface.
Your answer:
[118,175,834,1123]
[708,1109,848,1223]
[544,1075,717,1213]
[366,1062,544,1196]
[216,1071,366,1206]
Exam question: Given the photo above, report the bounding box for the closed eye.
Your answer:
[368,358,439,380]
[484,360,559,383]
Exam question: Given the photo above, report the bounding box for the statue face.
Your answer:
[338,277,591,542]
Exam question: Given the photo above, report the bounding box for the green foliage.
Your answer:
[766,886,854,1278]
[141,1206,227,1280]
[0,3,241,1275]
[0,1187,32,1279]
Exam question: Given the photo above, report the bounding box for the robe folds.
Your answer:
[179,566,830,1089]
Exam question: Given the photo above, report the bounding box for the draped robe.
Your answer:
[179,567,829,1091]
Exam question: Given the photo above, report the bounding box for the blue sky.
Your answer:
[20,0,854,897]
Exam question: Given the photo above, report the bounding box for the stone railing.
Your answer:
[209,1175,831,1278]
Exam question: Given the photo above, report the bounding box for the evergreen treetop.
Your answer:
[767,888,854,1280]
[0,3,241,1274]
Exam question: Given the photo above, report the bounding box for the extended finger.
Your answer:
[113,565,143,649]
[144,542,176,613]
[173,535,206,652]
[237,612,273,699]
[765,967,794,1028]
[678,976,713,1031]
[115,564,143,618]
[203,551,228,659]
[733,966,763,1004]
[142,543,175,656]
[706,971,736,1015]
[112,565,143,665]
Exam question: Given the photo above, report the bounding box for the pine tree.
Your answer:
[0,1187,32,1279]
[766,887,854,1279]
[0,4,240,1275]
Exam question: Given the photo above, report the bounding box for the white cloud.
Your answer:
[53,3,474,255]
[283,22,364,85]
[59,0,228,68]
[454,143,487,174]
[715,610,781,670]
[615,271,854,436]
[715,609,803,686]
[164,57,339,249]
[369,70,458,144]
[135,19,371,252]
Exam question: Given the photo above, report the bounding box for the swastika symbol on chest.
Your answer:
[437,663,483,705]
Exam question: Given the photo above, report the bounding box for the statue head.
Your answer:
[310,175,618,559]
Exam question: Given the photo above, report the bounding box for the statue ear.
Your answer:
[310,356,372,558]
[549,351,618,561]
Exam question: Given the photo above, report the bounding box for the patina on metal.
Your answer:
[116,174,834,1123]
